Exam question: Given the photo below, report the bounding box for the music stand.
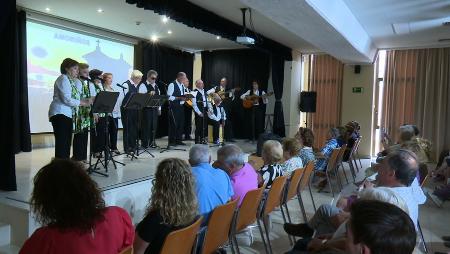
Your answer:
[88,91,122,177]
[123,93,148,160]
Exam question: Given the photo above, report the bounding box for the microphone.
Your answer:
[116,83,127,90]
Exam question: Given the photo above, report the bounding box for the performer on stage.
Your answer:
[49,58,91,159]
[191,79,208,144]
[88,69,106,157]
[206,77,236,142]
[207,94,226,145]
[183,78,193,141]
[167,72,187,146]
[141,70,161,148]
[240,80,268,140]
[102,72,121,154]
[120,70,147,155]
[72,63,97,161]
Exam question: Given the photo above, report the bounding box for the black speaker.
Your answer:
[256,133,282,156]
[299,91,317,113]
[354,65,361,74]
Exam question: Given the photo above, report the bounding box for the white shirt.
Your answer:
[103,85,122,118]
[207,102,226,121]
[48,74,81,119]
[391,178,426,230]
[240,89,268,105]
[167,80,185,105]
[145,81,161,111]
[192,89,207,115]
[122,79,147,94]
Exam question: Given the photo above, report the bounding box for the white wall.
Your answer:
[341,64,375,157]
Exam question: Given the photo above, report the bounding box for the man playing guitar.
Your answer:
[240,80,270,141]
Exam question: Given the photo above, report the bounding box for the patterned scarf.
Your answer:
[72,79,92,133]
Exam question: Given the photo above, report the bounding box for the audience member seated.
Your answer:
[315,128,341,172]
[282,137,304,175]
[189,144,234,221]
[134,158,198,254]
[342,121,361,162]
[215,144,259,206]
[432,150,450,181]
[285,187,410,254]
[295,127,316,166]
[345,200,416,254]
[380,125,429,163]
[284,149,425,239]
[19,159,134,254]
[259,140,284,189]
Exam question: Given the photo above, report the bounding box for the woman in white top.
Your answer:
[282,137,304,175]
[102,73,122,154]
[48,58,91,159]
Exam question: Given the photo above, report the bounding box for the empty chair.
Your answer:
[297,161,317,218]
[257,175,288,254]
[229,186,265,254]
[159,217,203,254]
[201,199,239,254]
[353,136,363,169]
[323,148,342,197]
[279,168,304,245]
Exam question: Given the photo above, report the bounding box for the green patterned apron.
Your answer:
[72,79,92,133]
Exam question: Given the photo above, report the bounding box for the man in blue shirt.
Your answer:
[188,144,234,222]
[315,128,341,171]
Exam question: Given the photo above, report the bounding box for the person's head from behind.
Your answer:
[188,144,211,166]
[327,127,340,140]
[60,58,79,78]
[346,200,416,254]
[78,63,89,78]
[295,127,314,148]
[375,149,418,187]
[282,138,301,161]
[217,144,245,175]
[130,70,143,84]
[262,140,283,165]
[31,159,105,232]
[150,158,197,226]
[398,125,415,143]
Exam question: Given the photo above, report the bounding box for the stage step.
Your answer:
[0,222,11,246]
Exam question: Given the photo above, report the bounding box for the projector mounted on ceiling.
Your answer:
[236,8,255,45]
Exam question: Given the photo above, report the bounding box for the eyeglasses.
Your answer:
[150,77,156,80]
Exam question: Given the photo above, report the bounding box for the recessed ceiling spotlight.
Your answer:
[161,15,169,23]
[216,36,221,40]
[45,7,51,12]
[151,35,158,42]
[167,30,172,34]
[97,8,103,13]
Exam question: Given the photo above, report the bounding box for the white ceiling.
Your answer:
[343,0,450,49]
[16,0,244,51]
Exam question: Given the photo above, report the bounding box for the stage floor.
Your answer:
[2,138,257,204]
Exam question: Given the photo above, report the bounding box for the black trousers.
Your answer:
[121,107,139,152]
[208,119,220,142]
[141,108,158,147]
[194,113,207,143]
[184,106,193,139]
[222,102,234,140]
[168,103,184,143]
[108,116,119,150]
[91,117,106,153]
[72,129,88,161]
[50,114,73,159]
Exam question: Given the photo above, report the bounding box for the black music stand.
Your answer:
[88,91,122,177]
[123,93,148,160]
[160,98,191,154]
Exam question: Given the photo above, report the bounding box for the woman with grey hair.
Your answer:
[315,128,341,172]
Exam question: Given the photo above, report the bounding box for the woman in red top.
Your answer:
[19,159,134,254]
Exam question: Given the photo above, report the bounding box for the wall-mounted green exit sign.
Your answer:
[352,87,364,93]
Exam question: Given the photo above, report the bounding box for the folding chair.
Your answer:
[160,217,203,254]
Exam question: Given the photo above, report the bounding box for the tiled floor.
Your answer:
[1,138,449,254]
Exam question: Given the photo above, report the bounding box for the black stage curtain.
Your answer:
[0,5,32,190]
[201,49,270,139]
[126,0,292,61]
[272,55,286,137]
[135,41,194,137]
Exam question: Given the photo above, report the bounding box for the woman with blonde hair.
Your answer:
[134,158,198,254]
[259,140,284,188]
[282,137,304,175]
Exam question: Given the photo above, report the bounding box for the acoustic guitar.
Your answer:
[216,87,241,100]
[242,91,274,109]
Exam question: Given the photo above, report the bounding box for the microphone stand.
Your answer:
[160,98,186,153]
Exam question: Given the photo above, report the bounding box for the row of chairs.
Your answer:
[137,161,317,254]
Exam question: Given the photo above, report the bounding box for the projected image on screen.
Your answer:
[27,21,134,133]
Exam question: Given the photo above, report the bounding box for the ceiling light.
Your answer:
[97,8,103,13]
[151,35,158,42]
[216,36,221,40]
[45,7,51,12]
[161,15,169,23]
[167,30,172,34]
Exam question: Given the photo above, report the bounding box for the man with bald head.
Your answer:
[167,72,187,146]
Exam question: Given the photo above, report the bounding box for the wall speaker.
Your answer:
[354,65,361,74]
[299,91,317,113]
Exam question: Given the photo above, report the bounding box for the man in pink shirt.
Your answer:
[215,144,259,206]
